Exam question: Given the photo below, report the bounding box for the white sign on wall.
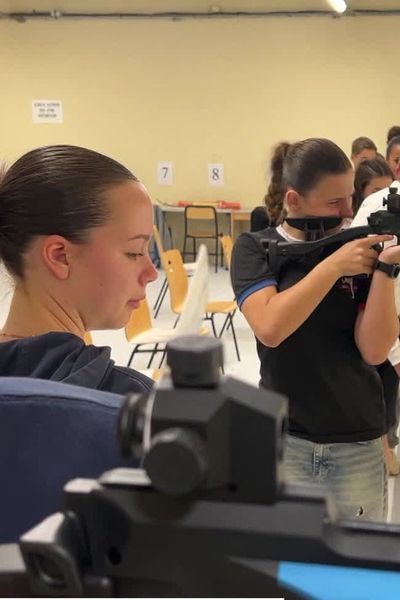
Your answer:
[32,100,63,123]
[157,161,173,185]
[208,163,224,186]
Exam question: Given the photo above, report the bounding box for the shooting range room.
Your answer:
[2,1,400,599]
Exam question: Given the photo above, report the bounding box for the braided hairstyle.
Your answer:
[263,141,291,225]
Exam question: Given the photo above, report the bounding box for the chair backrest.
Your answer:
[153,224,164,257]
[219,235,234,269]
[125,298,153,341]
[162,249,189,314]
[176,245,209,334]
[0,377,130,543]
[184,205,218,236]
[185,205,217,220]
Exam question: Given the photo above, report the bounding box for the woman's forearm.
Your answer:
[243,260,339,347]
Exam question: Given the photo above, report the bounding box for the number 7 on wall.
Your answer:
[157,161,173,185]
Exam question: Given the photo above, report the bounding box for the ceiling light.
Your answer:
[327,0,347,13]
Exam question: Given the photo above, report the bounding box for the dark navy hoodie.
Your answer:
[0,331,153,394]
[0,332,152,542]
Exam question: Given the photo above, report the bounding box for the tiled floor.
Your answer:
[1,264,400,523]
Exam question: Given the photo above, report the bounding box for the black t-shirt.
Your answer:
[231,227,385,443]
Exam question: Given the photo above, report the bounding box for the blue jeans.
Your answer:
[284,434,387,522]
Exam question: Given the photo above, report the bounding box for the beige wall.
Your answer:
[0,15,396,206]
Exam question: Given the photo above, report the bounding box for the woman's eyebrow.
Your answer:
[127,234,151,241]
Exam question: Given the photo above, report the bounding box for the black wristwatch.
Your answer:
[375,260,400,279]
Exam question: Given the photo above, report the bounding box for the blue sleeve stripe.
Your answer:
[237,279,277,309]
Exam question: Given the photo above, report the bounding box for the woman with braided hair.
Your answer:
[231,137,400,521]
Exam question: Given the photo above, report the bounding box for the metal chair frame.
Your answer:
[182,205,222,273]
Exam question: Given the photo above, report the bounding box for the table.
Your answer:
[158,204,251,238]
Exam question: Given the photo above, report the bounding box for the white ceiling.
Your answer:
[0,0,400,15]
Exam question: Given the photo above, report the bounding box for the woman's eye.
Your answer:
[126,252,144,259]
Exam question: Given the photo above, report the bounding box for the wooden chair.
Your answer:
[125,298,174,368]
[182,205,222,272]
[219,234,233,269]
[126,245,209,369]
[152,224,197,318]
[163,247,240,361]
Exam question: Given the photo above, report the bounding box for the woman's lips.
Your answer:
[127,299,142,309]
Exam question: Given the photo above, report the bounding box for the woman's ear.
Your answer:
[41,236,71,280]
[285,189,302,212]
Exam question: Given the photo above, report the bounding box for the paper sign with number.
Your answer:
[208,163,224,186]
[157,162,173,185]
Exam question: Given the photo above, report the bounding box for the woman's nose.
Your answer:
[340,200,353,219]
[143,255,158,284]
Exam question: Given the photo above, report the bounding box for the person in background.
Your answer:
[352,156,400,476]
[387,126,400,146]
[351,136,377,170]
[386,136,400,178]
[250,206,270,232]
[0,144,158,394]
[231,138,400,521]
[352,156,393,214]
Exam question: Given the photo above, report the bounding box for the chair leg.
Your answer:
[221,309,236,335]
[217,312,240,362]
[208,313,218,338]
[218,314,230,338]
[159,348,168,368]
[193,237,197,261]
[228,314,241,362]
[154,280,169,318]
[183,234,188,261]
[147,344,159,368]
[153,277,167,314]
[127,345,139,367]
[173,314,181,328]
[215,236,218,272]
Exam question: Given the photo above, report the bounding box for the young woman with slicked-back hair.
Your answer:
[0,145,158,393]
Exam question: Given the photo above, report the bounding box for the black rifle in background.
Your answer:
[263,186,400,273]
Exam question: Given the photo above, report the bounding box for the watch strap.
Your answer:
[375,260,400,279]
